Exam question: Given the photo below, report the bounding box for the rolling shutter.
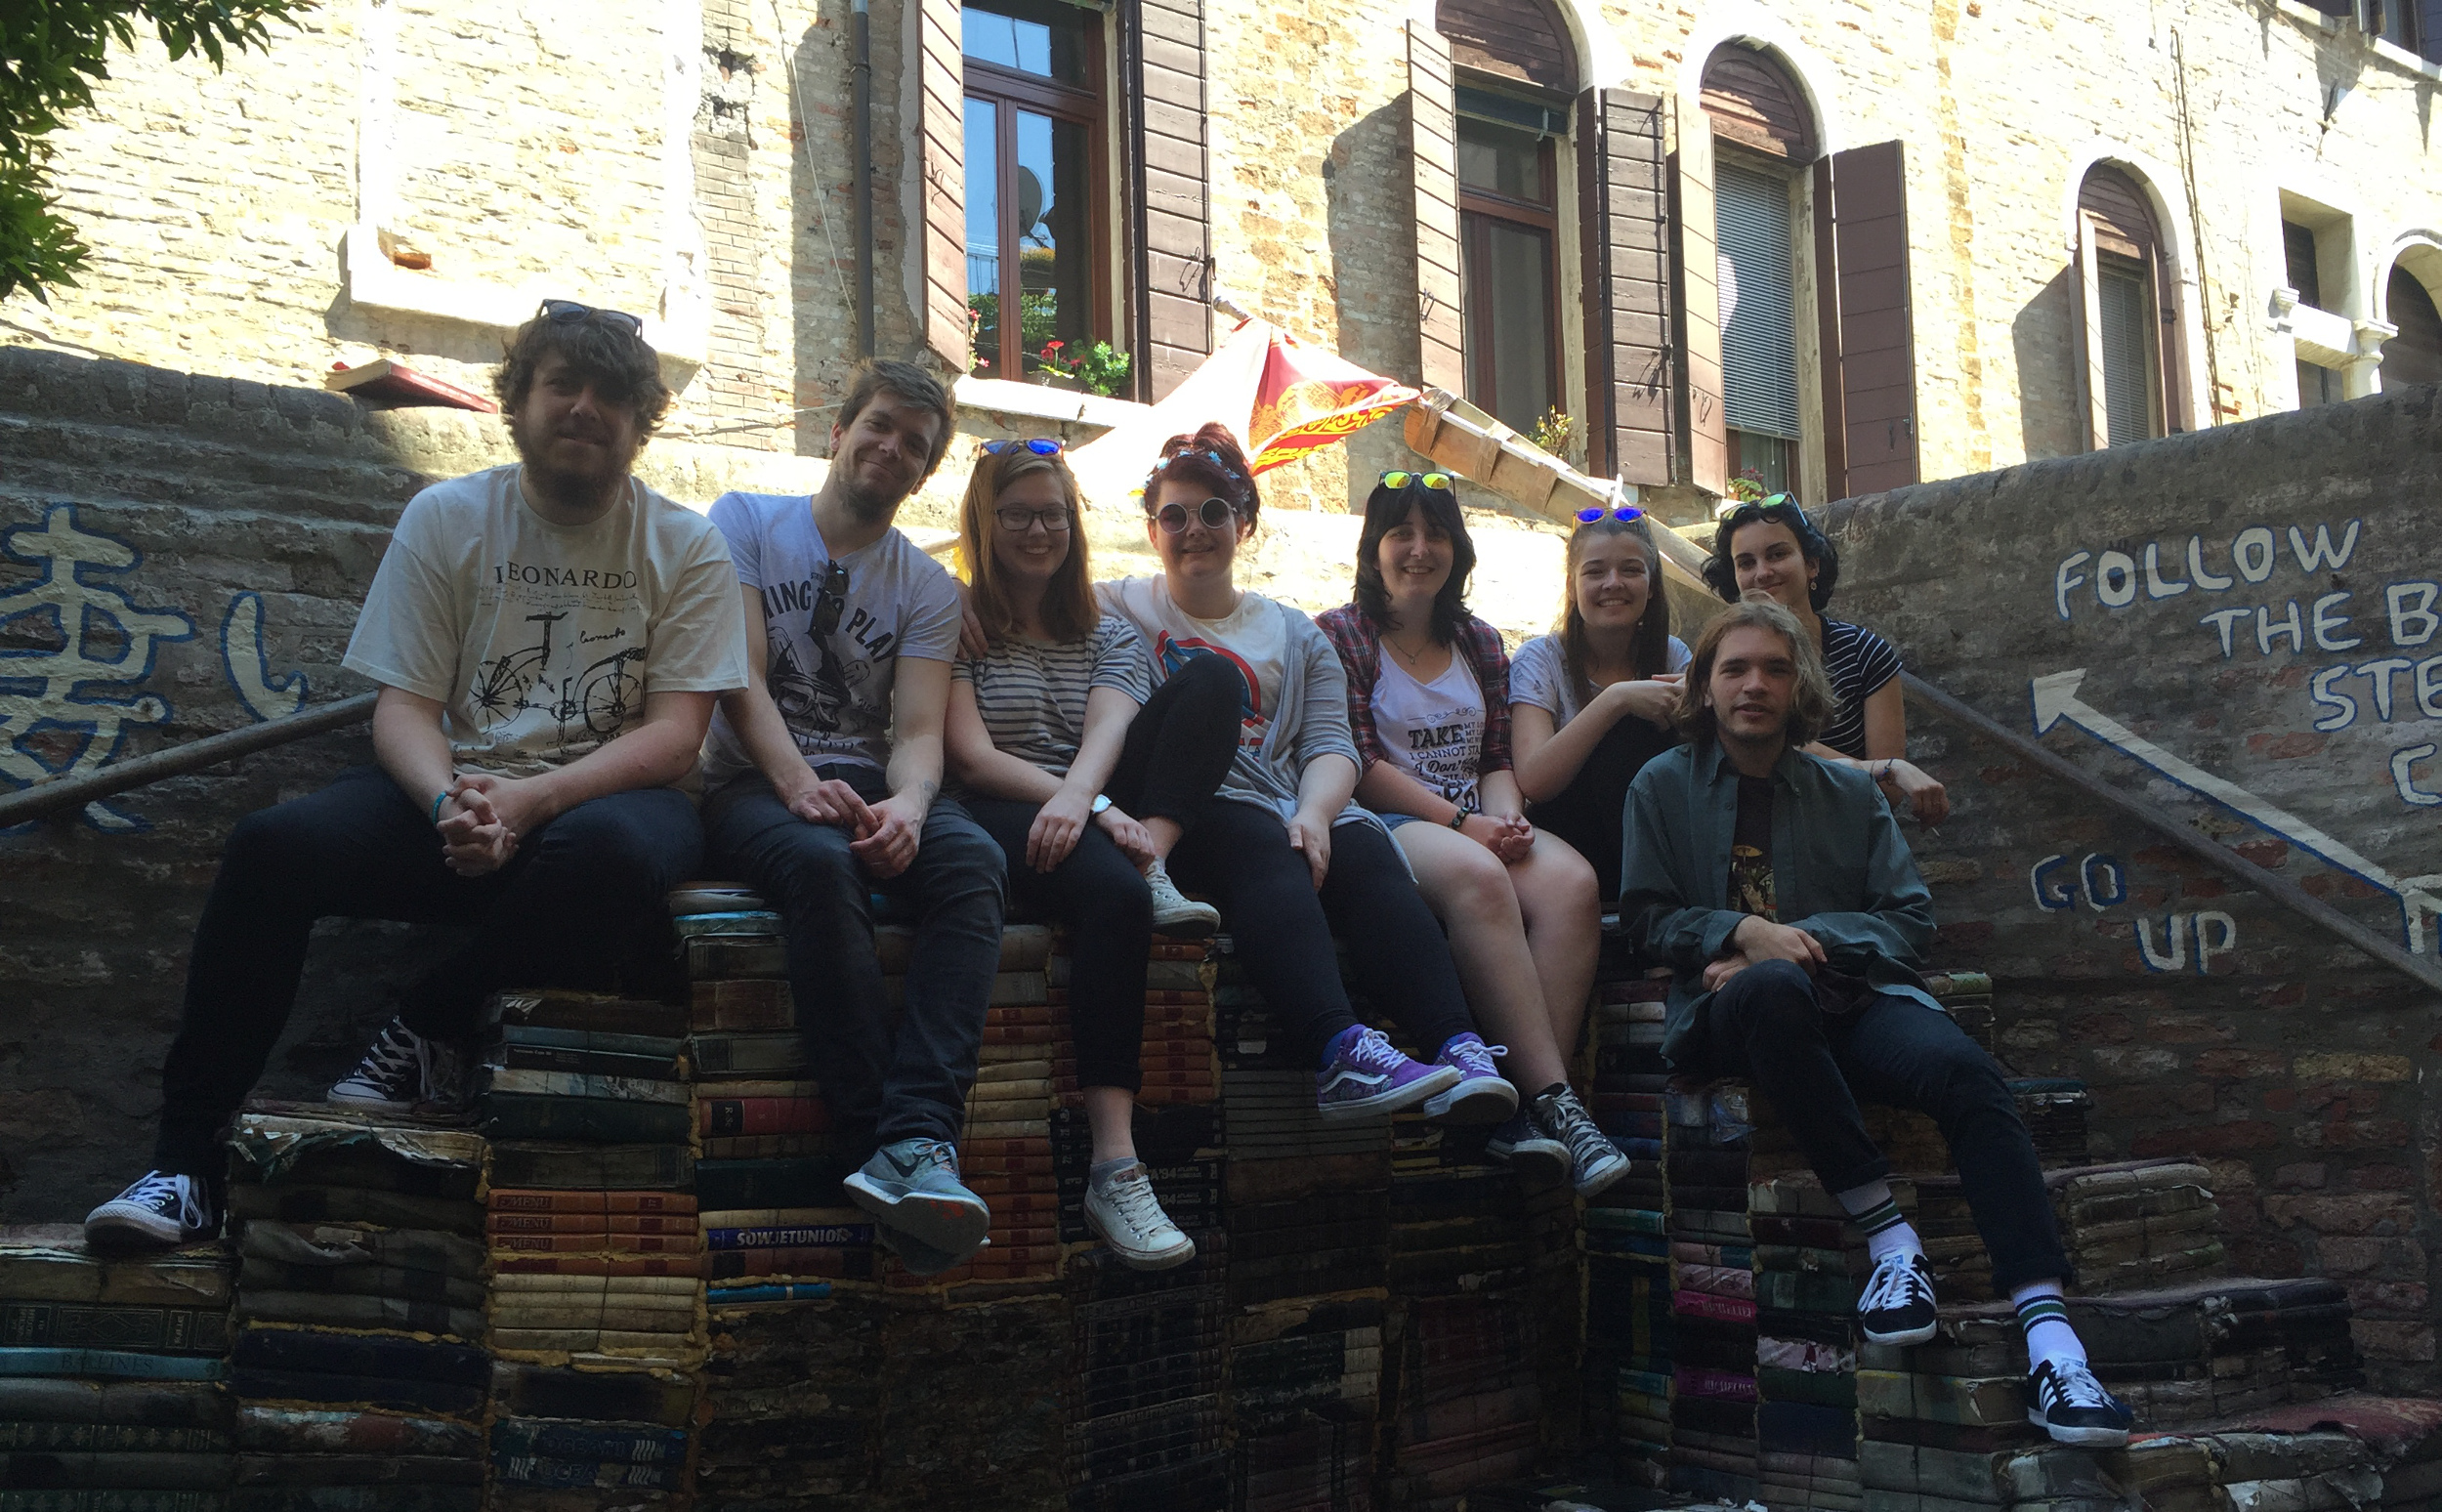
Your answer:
[1669,95,1728,494]
[915,0,968,368]
[1410,21,1466,393]
[1579,87,1672,485]
[1820,140,1917,494]
[1125,0,1213,401]
[1715,161,1799,442]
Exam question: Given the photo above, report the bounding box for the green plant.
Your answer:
[1727,467,1768,502]
[2,1,316,303]
[1038,339,1131,398]
[1527,406,1575,458]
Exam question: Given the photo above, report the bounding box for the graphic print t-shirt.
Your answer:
[1728,774,1778,920]
[1096,577,1284,752]
[700,491,964,782]
[342,466,748,778]
[1370,652,1485,807]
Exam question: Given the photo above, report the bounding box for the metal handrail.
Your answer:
[0,692,378,829]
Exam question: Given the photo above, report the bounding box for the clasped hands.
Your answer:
[435,773,554,877]
[779,776,924,879]
[1703,914,1827,992]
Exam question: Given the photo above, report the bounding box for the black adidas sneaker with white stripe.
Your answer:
[2028,1357,2134,1447]
[1856,1249,1940,1346]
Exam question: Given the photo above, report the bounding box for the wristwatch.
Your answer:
[1090,794,1113,816]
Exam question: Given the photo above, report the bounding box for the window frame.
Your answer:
[2073,169,2186,448]
[961,19,1114,385]
[1455,125,1565,433]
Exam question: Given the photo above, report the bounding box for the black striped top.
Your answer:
[1816,619,1902,759]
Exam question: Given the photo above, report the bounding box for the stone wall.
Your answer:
[1822,381,2442,1392]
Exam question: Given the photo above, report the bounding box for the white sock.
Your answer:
[1834,1178,1924,1266]
[2012,1281,2086,1372]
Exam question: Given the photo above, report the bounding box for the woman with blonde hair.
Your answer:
[944,438,1238,1270]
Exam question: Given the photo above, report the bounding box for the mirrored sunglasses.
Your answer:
[1155,497,1237,533]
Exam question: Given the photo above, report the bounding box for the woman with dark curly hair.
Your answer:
[1704,495,1948,824]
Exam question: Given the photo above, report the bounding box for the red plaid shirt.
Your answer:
[1316,604,1513,777]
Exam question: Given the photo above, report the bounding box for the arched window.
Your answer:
[1703,48,1812,494]
[2384,262,2442,389]
[2075,166,2187,447]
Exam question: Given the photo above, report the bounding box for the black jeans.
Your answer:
[1690,958,2071,1293]
[1164,801,1477,1064]
[703,766,1006,1155]
[960,655,1240,1092]
[157,766,701,1173]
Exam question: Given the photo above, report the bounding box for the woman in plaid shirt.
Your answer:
[1318,473,1629,1198]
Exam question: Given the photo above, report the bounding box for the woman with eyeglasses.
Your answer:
[1704,495,1949,824]
[1508,507,1692,901]
[942,438,1237,1269]
[1318,473,1629,1197]
[1093,425,1513,1127]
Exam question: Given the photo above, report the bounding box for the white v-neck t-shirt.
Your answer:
[1369,651,1486,808]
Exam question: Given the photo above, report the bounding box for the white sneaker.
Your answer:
[1144,861,1219,939]
[85,1172,217,1250]
[328,1018,467,1112]
[1083,1162,1196,1271]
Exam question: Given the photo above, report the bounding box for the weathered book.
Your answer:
[667,881,765,914]
[481,1069,686,1105]
[486,1275,698,1298]
[234,1258,482,1309]
[488,1191,697,1216]
[0,1424,228,1453]
[0,1351,222,1382]
[231,1406,479,1458]
[224,1187,481,1235]
[489,1233,701,1256]
[699,1134,830,1159]
[0,1381,228,1429]
[0,1493,230,1512]
[485,1144,692,1192]
[0,1303,227,1357]
[479,1097,690,1146]
[491,1044,682,1082]
[232,1292,482,1340]
[0,1448,233,1491]
[488,1299,695,1331]
[235,1223,483,1282]
[671,910,781,938]
[229,1327,487,1388]
[488,1417,689,1465]
[685,1033,807,1077]
[690,979,793,1031]
[224,1368,481,1418]
[499,1026,685,1060]
[231,1453,483,1486]
[0,1230,232,1309]
[486,1328,695,1356]
[695,1206,862,1229]
[488,1449,680,1490]
[703,1248,872,1281]
[694,1158,853,1212]
[875,923,1052,974]
[224,1115,483,1204]
[489,1256,708,1280]
[225,1486,480,1512]
[487,991,689,1040]
[695,1096,828,1138]
[1855,1369,2025,1428]
[484,1213,698,1237]
[486,1365,693,1428]
[685,938,786,979]
[703,1281,831,1305]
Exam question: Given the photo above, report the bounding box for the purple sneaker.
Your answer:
[1421,1032,1519,1123]
[1315,1026,1459,1122]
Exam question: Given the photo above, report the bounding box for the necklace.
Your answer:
[1383,631,1437,666]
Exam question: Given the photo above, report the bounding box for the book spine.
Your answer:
[479,1097,692,1145]
[0,1350,224,1382]
[487,1420,689,1464]
[491,1256,709,1279]
[695,1098,828,1137]
[488,1233,702,1255]
[0,1422,230,1453]
[484,1190,698,1215]
[703,1225,873,1251]
[482,1070,687,1104]
[484,1213,700,1236]
[0,1304,228,1356]
[495,1045,682,1080]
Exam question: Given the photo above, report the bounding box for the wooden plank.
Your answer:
[1140,129,1203,181]
[1141,61,1202,111]
[1829,140,1916,491]
[1412,20,1466,392]
[1597,87,1674,486]
[1135,2,1202,48]
[1142,33,1203,78]
[1145,206,1208,259]
[1814,155,1849,500]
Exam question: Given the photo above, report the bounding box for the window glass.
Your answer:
[1460,218,1555,430]
[964,98,1003,376]
[1013,110,1091,380]
[2097,261,2154,445]
[961,0,1090,83]
[1457,118,1549,204]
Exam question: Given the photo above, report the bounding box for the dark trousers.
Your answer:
[1692,958,2071,1293]
[157,766,702,1173]
[703,765,1006,1155]
[962,656,1240,1092]
[1165,801,1477,1064]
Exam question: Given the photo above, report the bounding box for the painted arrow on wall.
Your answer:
[2031,668,2442,954]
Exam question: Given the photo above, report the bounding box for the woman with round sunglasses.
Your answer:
[1703,495,1949,824]
[1508,506,1691,901]
[1318,472,1629,1197]
[944,438,1238,1270]
[1094,425,1511,1127]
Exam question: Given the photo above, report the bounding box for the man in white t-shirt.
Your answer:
[700,359,1008,1277]
[87,304,749,1251]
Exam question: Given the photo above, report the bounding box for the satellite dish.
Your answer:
[1016,167,1046,243]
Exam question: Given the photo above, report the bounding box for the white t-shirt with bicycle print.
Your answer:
[343,465,748,779]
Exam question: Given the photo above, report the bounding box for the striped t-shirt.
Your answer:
[952,615,1154,777]
[1816,618,1902,759]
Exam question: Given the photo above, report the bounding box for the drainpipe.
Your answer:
[851,0,875,358]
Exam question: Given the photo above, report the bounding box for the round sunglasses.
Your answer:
[1380,470,1453,492]
[1153,497,1238,533]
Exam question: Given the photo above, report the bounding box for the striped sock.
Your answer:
[2012,1282,2085,1372]
[1834,1179,1923,1265]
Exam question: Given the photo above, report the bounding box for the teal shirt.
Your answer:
[1619,739,1941,1067]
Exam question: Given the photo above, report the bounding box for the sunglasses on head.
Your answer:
[536,298,645,340]
[1154,497,1238,533]
[1575,504,1647,525]
[810,559,850,639]
[1380,470,1453,493]
[983,438,1065,456]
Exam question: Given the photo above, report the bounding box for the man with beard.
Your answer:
[1619,598,2134,1449]
[698,359,1007,1276]
[86,303,748,1249]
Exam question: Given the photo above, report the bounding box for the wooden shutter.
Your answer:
[1579,88,1673,485]
[2075,212,2108,451]
[1820,140,1917,494]
[1126,0,1212,401]
[1410,21,1465,393]
[914,0,968,369]
[1668,95,1727,494]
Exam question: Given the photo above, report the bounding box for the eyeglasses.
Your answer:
[1575,504,1648,525]
[536,299,645,340]
[810,559,850,638]
[1380,470,1453,492]
[983,438,1065,456]
[995,505,1073,533]
[1154,497,1238,533]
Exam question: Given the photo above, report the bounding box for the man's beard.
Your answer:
[833,450,915,523]
[512,412,641,502]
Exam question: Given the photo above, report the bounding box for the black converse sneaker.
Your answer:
[328,1018,469,1112]
[2028,1357,2134,1448]
[1857,1250,1940,1346]
[84,1171,218,1249]
[1532,1086,1632,1199]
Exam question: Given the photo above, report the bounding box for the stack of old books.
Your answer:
[1224,1296,1380,1512]
[1921,970,1995,1051]
[220,1103,488,1508]
[1375,1290,1542,1508]
[695,1286,878,1507]
[1050,937,1218,1109]
[486,1363,696,1506]
[1747,1170,1864,1510]
[1579,963,1673,1488]
[1663,1081,1758,1504]
[1904,1156,2221,1304]
[0,1226,233,1509]
[1064,1241,1230,1510]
